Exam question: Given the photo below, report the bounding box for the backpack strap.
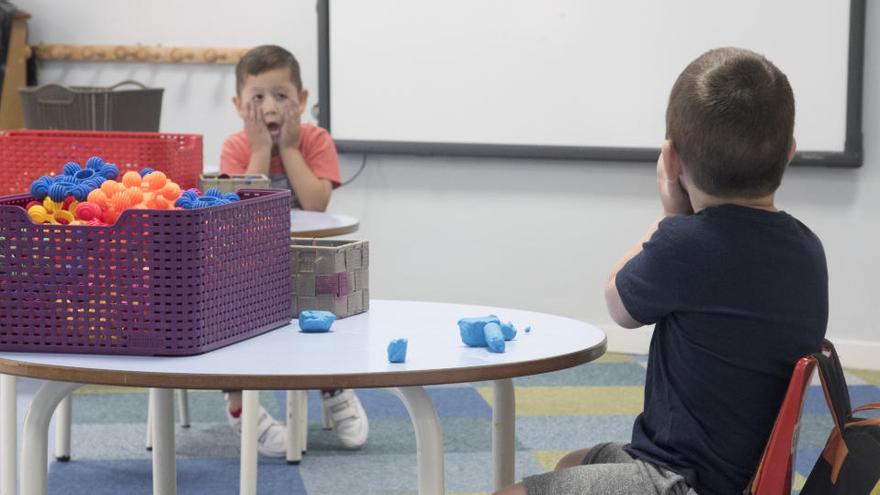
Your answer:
[821,340,853,414]
[812,348,856,484]
[813,349,852,432]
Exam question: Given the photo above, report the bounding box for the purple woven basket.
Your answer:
[0,189,292,356]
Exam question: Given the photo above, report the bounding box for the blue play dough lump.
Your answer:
[298,310,336,332]
[458,315,500,347]
[498,320,517,341]
[387,338,408,363]
[484,322,505,353]
[458,315,521,352]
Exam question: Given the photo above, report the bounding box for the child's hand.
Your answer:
[243,101,272,155]
[657,150,693,216]
[279,103,302,151]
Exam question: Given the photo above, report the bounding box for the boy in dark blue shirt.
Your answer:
[496,47,828,495]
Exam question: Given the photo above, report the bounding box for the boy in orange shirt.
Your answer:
[220,44,340,210]
[220,45,368,456]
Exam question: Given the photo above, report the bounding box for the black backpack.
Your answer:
[800,346,880,494]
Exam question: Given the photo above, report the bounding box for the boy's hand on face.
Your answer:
[657,151,693,216]
[279,103,302,151]
[243,101,273,156]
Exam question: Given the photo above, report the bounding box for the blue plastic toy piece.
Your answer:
[483,322,505,353]
[387,338,408,363]
[524,326,531,333]
[175,187,240,209]
[298,310,336,333]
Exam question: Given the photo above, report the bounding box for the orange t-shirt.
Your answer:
[219,123,341,188]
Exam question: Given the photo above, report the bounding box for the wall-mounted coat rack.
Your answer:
[27,44,251,64]
[1,11,254,130]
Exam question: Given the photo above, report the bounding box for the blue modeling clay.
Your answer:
[524,326,531,333]
[499,321,517,341]
[483,322,505,353]
[387,338,408,363]
[458,315,520,350]
[457,315,501,347]
[298,310,336,332]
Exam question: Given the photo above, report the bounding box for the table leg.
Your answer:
[321,395,332,430]
[150,388,176,495]
[176,390,190,428]
[53,396,71,461]
[145,391,154,451]
[391,386,445,495]
[21,380,82,495]
[285,391,304,464]
[1,374,16,495]
[492,378,516,490]
[299,391,308,453]
[239,390,259,495]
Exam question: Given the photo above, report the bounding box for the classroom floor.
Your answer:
[11,352,880,494]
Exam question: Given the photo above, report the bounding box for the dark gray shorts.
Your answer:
[523,443,697,495]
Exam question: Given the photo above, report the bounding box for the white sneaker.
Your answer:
[226,405,287,457]
[322,389,369,449]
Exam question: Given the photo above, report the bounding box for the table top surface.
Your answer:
[290,210,359,238]
[0,300,606,390]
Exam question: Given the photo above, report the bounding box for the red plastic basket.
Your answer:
[0,189,292,356]
[0,130,202,196]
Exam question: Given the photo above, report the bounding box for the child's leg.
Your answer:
[494,484,526,495]
[320,389,369,448]
[226,390,242,412]
[510,443,695,495]
[554,448,593,470]
[221,389,287,457]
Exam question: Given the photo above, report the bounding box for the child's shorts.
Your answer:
[522,442,697,495]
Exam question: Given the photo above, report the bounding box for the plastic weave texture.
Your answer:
[0,130,202,195]
[19,81,163,132]
[0,189,292,356]
[291,239,369,319]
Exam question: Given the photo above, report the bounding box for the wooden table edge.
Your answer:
[0,338,606,390]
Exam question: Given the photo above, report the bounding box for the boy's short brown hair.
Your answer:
[666,47,795,198]
[235,45,302,94]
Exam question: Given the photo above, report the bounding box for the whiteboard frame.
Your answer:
[317,0,865,167]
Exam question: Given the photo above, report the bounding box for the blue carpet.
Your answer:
[44,353,879,494]
[49,458,306,495]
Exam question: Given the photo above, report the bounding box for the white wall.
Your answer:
[329,2,880,370]
[17,0,880,368]
[17,0,320,168]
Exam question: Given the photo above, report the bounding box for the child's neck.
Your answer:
[688,188,777,213]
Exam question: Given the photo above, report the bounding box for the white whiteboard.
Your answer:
[327,0,855,157]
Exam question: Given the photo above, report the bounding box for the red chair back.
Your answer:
[750,355,818,495]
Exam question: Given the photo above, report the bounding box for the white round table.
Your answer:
[0,300,606,495]
[290,210,359,238]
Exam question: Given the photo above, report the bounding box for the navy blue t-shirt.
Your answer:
[616,204,828,495]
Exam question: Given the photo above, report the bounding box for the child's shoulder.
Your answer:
[300,123,331,140]
[299,123,336,149]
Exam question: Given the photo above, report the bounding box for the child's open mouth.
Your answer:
[266,123,281,135]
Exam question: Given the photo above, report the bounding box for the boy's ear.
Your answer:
[297,89,309,114]
[660,139,682,181]
[788,136,798,163]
